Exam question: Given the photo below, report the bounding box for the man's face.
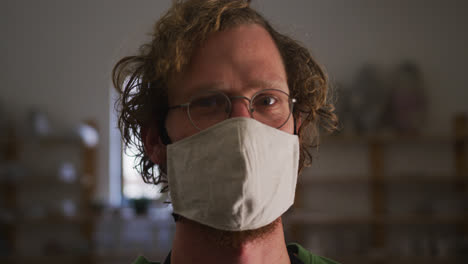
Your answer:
[165,24,294,141]
[160,24,294,244]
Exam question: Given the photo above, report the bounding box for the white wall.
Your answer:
[2,0,467,204]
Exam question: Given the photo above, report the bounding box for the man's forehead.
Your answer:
[191,79,287,93]
[168,24,287,103]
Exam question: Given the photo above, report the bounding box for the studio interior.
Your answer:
[1,1,467,263]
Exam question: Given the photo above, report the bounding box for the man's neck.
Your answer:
[170,218,291,264]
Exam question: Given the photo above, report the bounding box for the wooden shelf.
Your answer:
[321,133,467,145]
[285,211,468,226]
[0,120,98,262]
[285,214,374,225]
[289,115,468,259]
[0,253,166,264]
[0,254,94,264]
[334,255,465,264]
[0,214,97,226]
[16,178,84,188]
[37,136,82,147]
[1,173,94,192]
[299,175,371,184]
[299,174,466,185]
[19,215,96,225]
[384,214,468,225]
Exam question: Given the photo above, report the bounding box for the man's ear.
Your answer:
[141,125,167,165]
[296,114,303,129]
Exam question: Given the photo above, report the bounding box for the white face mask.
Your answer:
[167,117,299,231]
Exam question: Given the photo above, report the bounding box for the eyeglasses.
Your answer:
[168,89,297,130]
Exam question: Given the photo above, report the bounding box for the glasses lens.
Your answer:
[251,89,292,128]
[188,91,230,130]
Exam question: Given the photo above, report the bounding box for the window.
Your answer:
[111,78,162,202]
[122,141,162,200]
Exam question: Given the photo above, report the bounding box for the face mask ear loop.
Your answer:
[158,169,178,221]
[294,116,297,135]
[159,115,172,145]
[172,213,180,222]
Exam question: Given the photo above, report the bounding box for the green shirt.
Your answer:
[132,243,340,264]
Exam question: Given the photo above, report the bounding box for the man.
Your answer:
[113,0,338,263]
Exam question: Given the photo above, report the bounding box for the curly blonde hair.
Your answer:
[112,0,337,191]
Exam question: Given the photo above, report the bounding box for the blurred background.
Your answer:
[1,0,467,263]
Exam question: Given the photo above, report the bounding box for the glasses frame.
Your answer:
[168,88,297,131]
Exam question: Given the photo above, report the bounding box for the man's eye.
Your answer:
[256,95,277,106]
[263,96,277,106]
[193,96,219,107]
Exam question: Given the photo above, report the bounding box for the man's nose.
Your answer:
[229,97,252,118]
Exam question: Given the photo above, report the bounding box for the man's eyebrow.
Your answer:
[187,82,227,95]
[178,82,226,102]
[186,79,288,99]
[245,79,288,91]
